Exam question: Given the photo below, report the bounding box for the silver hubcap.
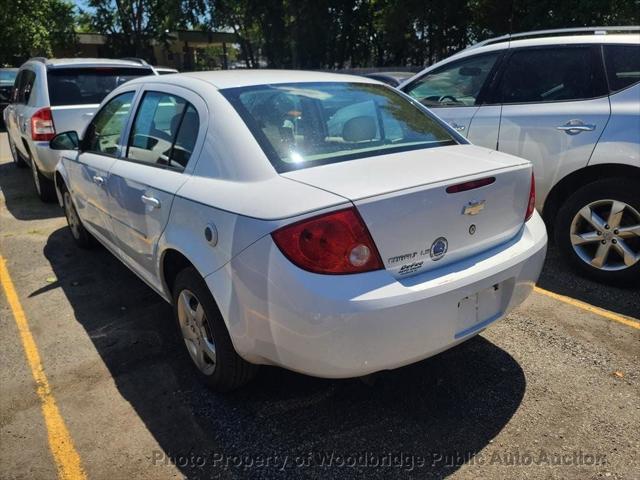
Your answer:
[570,199,640,271]
[177,289,216,375]
[64,192,81,239]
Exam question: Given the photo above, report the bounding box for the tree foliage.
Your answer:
[0,0,76,66]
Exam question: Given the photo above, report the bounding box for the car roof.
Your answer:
[130,69,382,89]
[26,58,154,70]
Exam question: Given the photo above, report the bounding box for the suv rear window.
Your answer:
[604,45,640,93]
[47,67,151,106]
[222,82,457,172]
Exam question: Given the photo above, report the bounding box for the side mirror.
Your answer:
[49,131,79,150]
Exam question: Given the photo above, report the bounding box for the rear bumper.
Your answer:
[206,211,548,378]
[30,141,60,178]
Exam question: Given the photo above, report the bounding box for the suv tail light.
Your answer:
[31,107,56,141]
[525,172,536,221]
[272,207,384,274]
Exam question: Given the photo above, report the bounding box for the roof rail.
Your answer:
[28,57,47,64]
[121,57,149,65]
[468,25,640,50]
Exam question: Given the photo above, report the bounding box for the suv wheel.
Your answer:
[62,189,93,248]
[555,178,640,285]
[172,267,258,392]
[28,152,56,202]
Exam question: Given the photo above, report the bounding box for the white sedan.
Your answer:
[50,71,547,391]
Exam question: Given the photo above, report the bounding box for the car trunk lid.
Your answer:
[282,144,533,278]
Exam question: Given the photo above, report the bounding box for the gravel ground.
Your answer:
[1,132,638,479]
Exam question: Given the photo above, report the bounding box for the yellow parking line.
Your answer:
[534,286,640,330]
[0,256,86,480]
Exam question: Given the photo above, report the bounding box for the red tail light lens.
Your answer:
[31,107,56,141]
[525,172,536,221]
[272,207,384,274]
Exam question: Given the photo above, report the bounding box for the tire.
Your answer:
[8,136,27,168]
[28,150,57,202]
[62,187,94,248]
[554,178,640,285]
[172,267,258,391]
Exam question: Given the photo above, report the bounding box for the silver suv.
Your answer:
[4,58,154,202]
[400,27,640,284]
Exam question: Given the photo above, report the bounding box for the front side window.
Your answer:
[223,82,456,172]
[47,67,151,106]
[499,47,607,104]
[404,53,500,107]
[83,92,135,156]
[126,91,199,171]
[604,45,640,93]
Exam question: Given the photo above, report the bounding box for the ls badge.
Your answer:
[463,200,486,216]
[430,237,448,261]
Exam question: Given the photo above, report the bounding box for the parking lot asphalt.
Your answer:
[0,131,638,480]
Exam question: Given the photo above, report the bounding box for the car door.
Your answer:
[401,51,503,148]
[106,86,206,289]
[65,91,137,245]
[495,45,611,208]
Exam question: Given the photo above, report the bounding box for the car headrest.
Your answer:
[342,116,377,142]
[49,80,82,105]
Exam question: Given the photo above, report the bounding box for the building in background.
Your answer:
[55,30,237,71]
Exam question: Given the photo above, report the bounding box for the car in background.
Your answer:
[363,71,414,87]
[50,70,546,391]
[0,68,18,130]
[399,27,640,284]
[3,58,155,201]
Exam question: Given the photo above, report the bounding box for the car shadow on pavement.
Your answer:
[42,226,526,479]
[538,244,640,319]
[0,161,63,221]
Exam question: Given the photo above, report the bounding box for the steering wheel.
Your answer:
[438,95,460,104]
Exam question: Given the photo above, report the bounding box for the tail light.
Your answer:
[272,207,384,274]
[31,107,56,141]
[525,172,536,221]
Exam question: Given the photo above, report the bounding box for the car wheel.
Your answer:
[62,189,94,248]
[555,178,640,285]
[172,266,258,392]
[28,153,56,202]
[8,137,27,168]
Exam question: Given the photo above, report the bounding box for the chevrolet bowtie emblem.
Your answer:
[463,200,486,216]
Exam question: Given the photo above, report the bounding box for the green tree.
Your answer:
[84,0,205,59]
[0,0,76,66]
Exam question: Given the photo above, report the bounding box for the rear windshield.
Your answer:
[47,67,151,106]
[222,82,457,172]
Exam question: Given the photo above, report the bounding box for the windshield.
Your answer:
[47,67,151,106]
[0,70,17,87]
[222,82,457,172]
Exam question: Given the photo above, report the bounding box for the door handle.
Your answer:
[556,120,596,135]
[449,121,466,132]
[141,194,160,209]
[92,175,105,186]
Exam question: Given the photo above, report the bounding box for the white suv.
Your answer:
[4,58,154,201]
[400,27,640,284]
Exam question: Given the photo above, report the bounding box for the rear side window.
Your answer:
[499,47,607,104]
[604,45,640,93]
[126,91,199,171]
[47,67,151,106]
[19,70,36,104]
